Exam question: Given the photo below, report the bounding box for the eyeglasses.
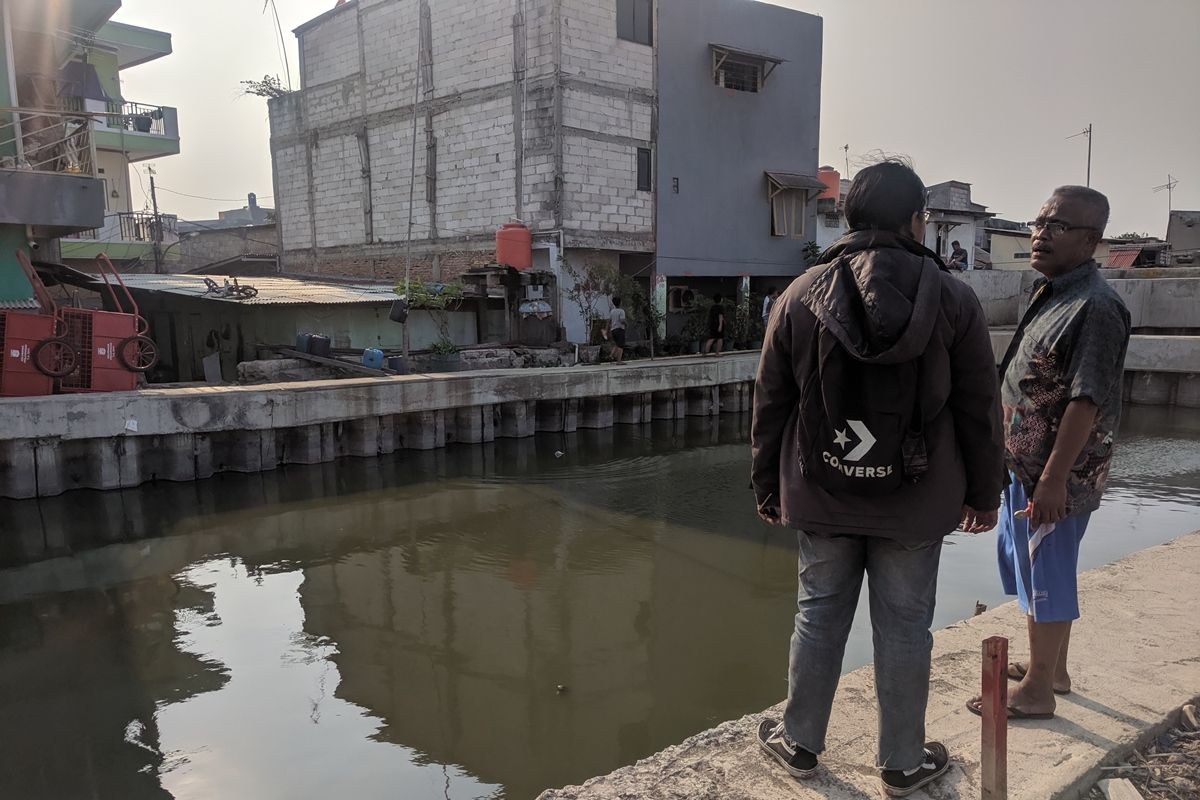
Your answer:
[1028,219,1098,237]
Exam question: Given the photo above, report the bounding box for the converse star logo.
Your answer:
[833,429,851,449]
[843,420,877,463]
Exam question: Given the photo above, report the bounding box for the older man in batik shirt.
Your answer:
[969,186,1130,721]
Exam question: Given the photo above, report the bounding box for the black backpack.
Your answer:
[796,327,929,496]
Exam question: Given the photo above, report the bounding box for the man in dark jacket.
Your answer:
[751,161,1004,797]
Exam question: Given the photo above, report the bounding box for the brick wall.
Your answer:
[360,0,420,115]
[271,0,658,278]
[560,0,654,88]
[273,142,313,250]
[431,0,516,94]
[311,133,366,247]
[562,137,653,236]
[284,244,496,283]
[178,225,279,271]
[299,8,360,87]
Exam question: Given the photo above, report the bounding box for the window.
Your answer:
[617,0,653,45]
[771,190,807,238]
[636,148,652,192]
[716,58,761,92]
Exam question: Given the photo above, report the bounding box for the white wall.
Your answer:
[925,221,977,268]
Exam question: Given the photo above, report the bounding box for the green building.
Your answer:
[0,0,178,307]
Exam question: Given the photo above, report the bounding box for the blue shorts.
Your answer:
[997,474,1091,622]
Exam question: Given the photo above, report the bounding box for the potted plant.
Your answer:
[396,278,466,370]
[802,240,822,268]
[683,293,712,354]
[564,256,619,363]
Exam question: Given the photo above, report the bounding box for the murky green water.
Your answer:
[1,407,1198,799]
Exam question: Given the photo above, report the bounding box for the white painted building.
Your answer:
[923,180,993,270]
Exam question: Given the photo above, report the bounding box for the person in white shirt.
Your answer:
[762,286,781,333]
[605,296,627,363]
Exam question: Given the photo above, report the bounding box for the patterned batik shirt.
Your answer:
[1000,260,1132,515]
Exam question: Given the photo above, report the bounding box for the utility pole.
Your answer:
[843,144,850,178]
[1068,124,1093,187]
[1086,123,1092,187]
[149,173,164,274]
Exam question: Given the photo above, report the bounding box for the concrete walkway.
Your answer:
[539,531,1200,800]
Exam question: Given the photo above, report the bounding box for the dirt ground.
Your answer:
[1087,704,1200,799]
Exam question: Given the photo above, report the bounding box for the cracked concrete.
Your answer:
[538,530,1200,800]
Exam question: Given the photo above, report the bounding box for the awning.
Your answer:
[1107,247,1142,268]
[58,61,113,102]
[766,172,826,197]
[711,43,787,86]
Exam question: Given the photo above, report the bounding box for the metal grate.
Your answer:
[717,59,761,92]
[61,310,93,390]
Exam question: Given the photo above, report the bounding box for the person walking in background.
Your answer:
[704,294,726,354]
[751,161,1004,797]
[967,186,1130,720]
[762,286,781,332]
[604,296,627,363]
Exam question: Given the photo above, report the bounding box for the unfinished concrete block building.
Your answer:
[269,0,821,331]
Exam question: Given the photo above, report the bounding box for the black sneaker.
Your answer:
[880,742,951,797]
[756,719,818,779]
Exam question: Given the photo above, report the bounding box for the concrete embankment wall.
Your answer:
[957,269,1200,329]
[0,354,759,500]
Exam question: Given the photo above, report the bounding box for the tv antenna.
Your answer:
[1152,174,1179,214]
[1066,124,1093,187]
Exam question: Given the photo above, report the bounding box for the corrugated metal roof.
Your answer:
[115,274,399,306]
[1107,247,1142,268]
[0,298,40,310]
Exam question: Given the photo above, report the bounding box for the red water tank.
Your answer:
[818,166,841,201]
[496,222,533,270]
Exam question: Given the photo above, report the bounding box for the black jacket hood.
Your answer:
[803,230,948,365]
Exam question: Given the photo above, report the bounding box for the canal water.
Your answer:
[0,406,1198,799]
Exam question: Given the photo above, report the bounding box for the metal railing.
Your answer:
[104,101,170,136]
[0,106,96,175]
[72,211,179,242]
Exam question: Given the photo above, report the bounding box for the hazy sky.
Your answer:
[113,0,1199,236]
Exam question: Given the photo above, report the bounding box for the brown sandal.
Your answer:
[966,696,1054,720]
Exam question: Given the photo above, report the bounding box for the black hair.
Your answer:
[612,296,621,308]
[713,293,723,303]
[952,240,961,247]
[1052,185,1111,233]
[844,160,927,235]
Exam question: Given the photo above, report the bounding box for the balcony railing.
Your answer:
[0,107,96,175]
[72,211,180,243]
[77,99,179,140]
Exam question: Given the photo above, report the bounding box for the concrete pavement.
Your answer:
[538,530,1200,800]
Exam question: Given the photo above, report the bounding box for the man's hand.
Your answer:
[758,507,782,525]
[1030,476,1067,527]
[958,505,998,534]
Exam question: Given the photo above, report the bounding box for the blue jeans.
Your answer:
[784,531,942,771]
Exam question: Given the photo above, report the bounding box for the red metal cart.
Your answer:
[59,254,158,393]
[0,251,78,397]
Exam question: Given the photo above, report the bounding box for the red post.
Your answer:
[981,636,1008,799]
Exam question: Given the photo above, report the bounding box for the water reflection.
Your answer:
[0,409,1196,799]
